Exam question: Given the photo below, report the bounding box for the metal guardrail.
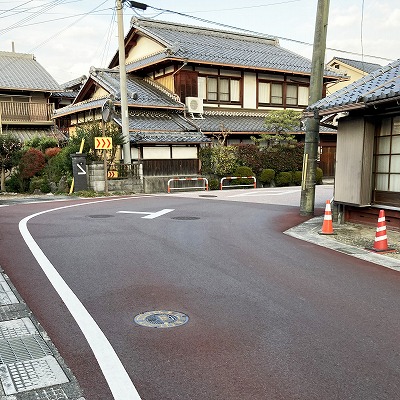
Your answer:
[167,177,209,193]
[220,176,257,190]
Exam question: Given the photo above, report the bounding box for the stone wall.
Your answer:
[88,162,200,194]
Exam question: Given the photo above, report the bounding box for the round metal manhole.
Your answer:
[134,310,189,328]
[171,216,200,220]
[87,214,114,219]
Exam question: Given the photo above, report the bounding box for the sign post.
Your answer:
[97,98,114,194]
[70,153,88,191]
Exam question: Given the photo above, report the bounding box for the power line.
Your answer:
[0,0,66,35]
[179,0,302,14]
[143,4,394,63]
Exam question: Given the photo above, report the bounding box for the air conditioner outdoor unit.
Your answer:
[185,97,204,114]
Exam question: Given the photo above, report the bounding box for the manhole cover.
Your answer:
[87,215,114,219]
[134,311,189,328]
[171,216,200,220]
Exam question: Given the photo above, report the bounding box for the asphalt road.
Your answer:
[1,186,400,399]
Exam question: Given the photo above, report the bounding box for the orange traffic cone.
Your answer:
[319,200,335,235]
[368,210,395,253]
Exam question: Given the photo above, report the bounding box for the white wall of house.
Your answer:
[172,146,197,159]
[243,72,257,109]
[142,146,170,159]
[326,61,363,94]
[126,37,164,63]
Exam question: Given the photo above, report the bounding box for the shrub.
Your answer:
[29,177,51,193]
[292,170,303,186]
[25,137,58,152]
[231,166,254,187]
[275,171,293,187]
[211,146,238,176]
[208,178,219,190]
[235,144,264,175]
[316,167,323,185]
[5,173,21,193]
[45,147,61,159]
[19,148,46,179]
[259,169,275,185]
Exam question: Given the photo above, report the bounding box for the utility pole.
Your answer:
[116,0,131,164]
[300,0,330,216]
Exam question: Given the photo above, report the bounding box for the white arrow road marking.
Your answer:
[19,197,142,400]
[76,164,87,175]
[117,208,174,219]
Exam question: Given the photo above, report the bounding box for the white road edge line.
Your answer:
[18,197,142,400]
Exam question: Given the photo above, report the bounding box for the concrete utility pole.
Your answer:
[300,0,330,215]
[116,0,131,164]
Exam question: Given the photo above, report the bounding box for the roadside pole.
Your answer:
[116,0,131,164]
[102,120,108,195]
[300,0,330,216]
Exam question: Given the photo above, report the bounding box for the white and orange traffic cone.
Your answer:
[319,200,335,235]
[368,210,395,253]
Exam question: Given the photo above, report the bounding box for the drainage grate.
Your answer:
[0,356,69,395]
[0,335,52,364]
[0,318,37,340]
[0,275,19,305]
[171,216,200,221]
[87,214,114,219]
[134,311,189,328]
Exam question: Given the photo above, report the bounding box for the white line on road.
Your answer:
[19,197,142,400]
[117,208,174,219]
[227,189,300,198]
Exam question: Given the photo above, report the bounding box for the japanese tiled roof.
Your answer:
[53,69,184,117]
[127,18,340,78]
[193,111,273,133]
[306,59,400,116]
[130,131,210,144]
[2,127,67,142]
[334,57,382,74]
[0,51,61,92]
[191,110,335,134]
[52,75,87,99]
[88,69,183,108]
[53,96,107,117]
[113,109,210,144]
[60,75,87,90]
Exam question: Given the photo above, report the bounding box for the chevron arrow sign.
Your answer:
[95,137,113,150]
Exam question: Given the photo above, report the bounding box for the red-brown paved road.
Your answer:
[1,193,400,399]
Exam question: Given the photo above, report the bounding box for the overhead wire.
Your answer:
[99,6,117,68]
[143,4,393,63]
[0,0,66,35]
[0,0,35,17]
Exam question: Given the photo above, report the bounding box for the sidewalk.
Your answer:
[285,216,400,271]
[0,267,85,399]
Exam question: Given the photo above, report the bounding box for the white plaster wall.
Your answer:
[126,36,164,63]
[243,72,257,109]
[143,147,170,159]
[172,147,197,159]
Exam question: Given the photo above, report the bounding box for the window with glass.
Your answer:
[258,81,309,106]
[197,76,241,104]
[374,116,400,195]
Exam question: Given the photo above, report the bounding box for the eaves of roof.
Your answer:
[306,59,400,116]
[126,18,341,79]
[130,131,210,144]
[0,51,61,92]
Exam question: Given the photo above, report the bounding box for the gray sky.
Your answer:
[1,0,398,84]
